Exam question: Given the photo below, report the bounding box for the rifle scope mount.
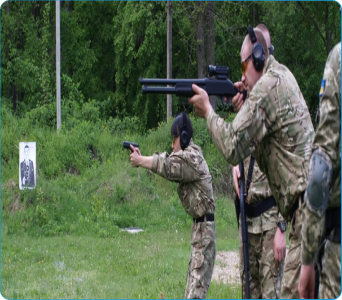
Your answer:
[208,65,229,80]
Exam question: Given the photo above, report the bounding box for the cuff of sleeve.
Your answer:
[301,243,316,265]
[151,152,159,173]
[206,108,216,132]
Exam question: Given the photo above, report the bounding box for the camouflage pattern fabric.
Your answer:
[206,55,314,299]
[151,139,215,219]
[238,157,285,298]
[239,220,284,299]
[206,55,314,221]
[312,42,341,208]
[243,155,272,205]
[242,156,284,234]
[301,42,341,298]
[151,139,216,298]
[318,240,341,299]
[185,220,216,299]
[281,204,302,299]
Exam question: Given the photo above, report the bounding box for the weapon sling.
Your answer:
[234,154,255,227]
[239,161,250,299]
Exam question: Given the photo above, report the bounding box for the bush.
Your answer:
[27,102,56,128]
[106,115,145,136]
[1,106,236,238]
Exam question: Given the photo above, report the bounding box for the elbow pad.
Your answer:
[305,149,333,216]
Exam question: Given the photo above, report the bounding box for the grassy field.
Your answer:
[1,212,240,299]
[1,104,241,298]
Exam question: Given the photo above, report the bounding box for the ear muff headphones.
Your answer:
[180,112,189,150]
[269,45,274,56]
[247,25,265,71]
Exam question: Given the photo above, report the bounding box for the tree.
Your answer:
[1,1,45,113]
[2,1,340,130]
[259,1,341,120]
[112,2,169,129]
[167,1,172,122]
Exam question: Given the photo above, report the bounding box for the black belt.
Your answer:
[245,196,276,218]
[193,213,215,223]
[290,192,305,219]
[325,207,341,243]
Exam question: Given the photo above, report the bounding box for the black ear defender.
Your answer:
[180,112,189,150]
[247,25,265,71]
[269,45,274,56]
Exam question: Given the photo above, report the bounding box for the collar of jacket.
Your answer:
[262,54,276,76]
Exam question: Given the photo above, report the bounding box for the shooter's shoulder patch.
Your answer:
[319,79,326,98]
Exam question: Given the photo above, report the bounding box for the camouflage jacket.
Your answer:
[242,156,284,234]
[207,55,314,221]
[301,42,341,264]
[151,139,215,219]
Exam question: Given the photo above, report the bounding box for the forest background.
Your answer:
[1,1,341,299]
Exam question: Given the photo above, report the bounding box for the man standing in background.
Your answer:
[231,23,286,299]
[189,26,314,298]
[299,42,341,299]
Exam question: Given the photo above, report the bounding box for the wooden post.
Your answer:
[166,1,172,122]
[56,1,61,130]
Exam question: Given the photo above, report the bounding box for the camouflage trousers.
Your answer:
[317,238,341,299]
[239,225,284,299]
[280,206,302,299]
[184,220,216,299]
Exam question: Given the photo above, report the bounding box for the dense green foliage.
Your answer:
[1,101,236,238]
[2,1,341,129]
[3,3,338,296]
[1,102,239,298]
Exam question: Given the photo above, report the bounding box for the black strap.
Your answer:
[193,213,215,223]
[325,207,341,229]
[246,154,255,195]
[245,196,276,218]
[234,194,240,228]
[325,207,341,243]
[247,25,257,43]
[331,227,341,243]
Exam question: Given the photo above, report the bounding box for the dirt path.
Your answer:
[212,251,240,285]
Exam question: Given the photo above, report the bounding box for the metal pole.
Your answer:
[166,1,172,122]
[56,1,61,130]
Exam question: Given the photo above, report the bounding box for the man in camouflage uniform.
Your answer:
[235,159,286,299]
[299,42,341,299]
[189,27,314,299]
[232,23,286,299]
[130,113,216,299]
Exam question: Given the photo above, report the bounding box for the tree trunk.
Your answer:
[296,1,331,55]
[64,1,70,12]
[205,1,216,111]
[195,2,205,78]
[6,1,10,99]
[31,1,41,21]
[12,83,16,111]
[324,2,331,54]
[167,1,172,121]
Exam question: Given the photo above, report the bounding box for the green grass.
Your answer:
[1,195,240,299]
[1,104,241,298]
[1,214,240,299]
[1,232,188,299]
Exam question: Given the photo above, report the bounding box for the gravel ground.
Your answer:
[212,251,240,285]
